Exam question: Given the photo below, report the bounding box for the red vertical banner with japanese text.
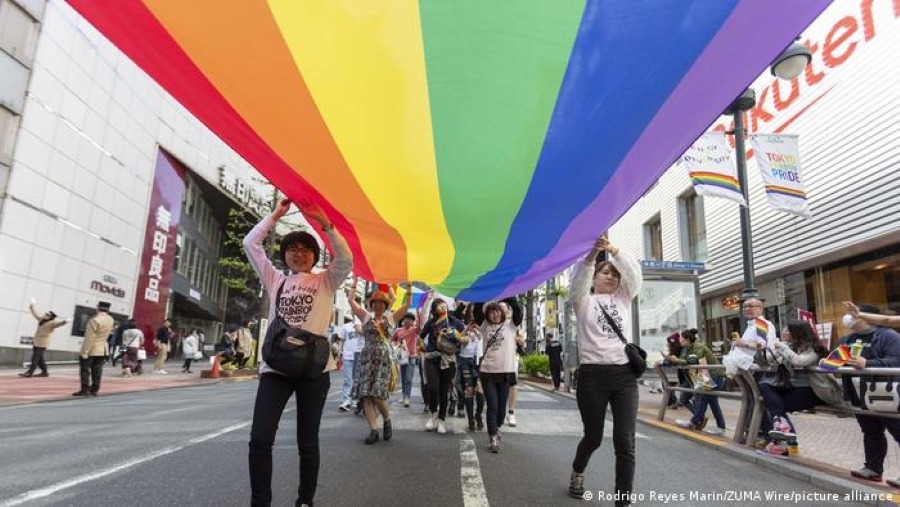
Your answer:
[133,151,186,354]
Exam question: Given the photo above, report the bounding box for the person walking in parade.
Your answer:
[474,298,523,452]
[547,332,563,391]
[20,298,67,378]
[393,308,425,408]
[73,301,115,397]
[348,279,411,444]
[420,297,465,434]
[339,322,363,412]
[567,234,642,505]
[244,198,352,507]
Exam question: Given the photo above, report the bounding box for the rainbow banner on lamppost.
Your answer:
[751,134,811,217]
[681,133,746,206]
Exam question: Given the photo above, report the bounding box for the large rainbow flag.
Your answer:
[66,0,831,300]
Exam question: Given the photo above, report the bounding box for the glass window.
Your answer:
[0,0,39,64]
[0,106,18,165]
[637,279,699,364]
[643,215,663,261]
[678,190,707,262]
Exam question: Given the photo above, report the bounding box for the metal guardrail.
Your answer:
[654,363,900,447]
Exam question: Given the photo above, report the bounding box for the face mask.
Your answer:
[842,314,857,329]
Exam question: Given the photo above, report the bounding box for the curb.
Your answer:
[521,380,899,506]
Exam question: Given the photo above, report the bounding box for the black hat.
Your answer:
[97,301,111,311]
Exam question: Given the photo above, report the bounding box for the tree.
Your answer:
[218,207,275,326]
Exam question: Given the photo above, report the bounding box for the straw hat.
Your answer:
[366,291,391,309]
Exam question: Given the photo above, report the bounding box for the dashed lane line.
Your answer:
[460,437,490,507]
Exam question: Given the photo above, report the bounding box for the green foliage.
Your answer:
[521,353,550,376]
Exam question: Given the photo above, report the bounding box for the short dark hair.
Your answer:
[681,328,700,343]
[400,312,416,325]
[279,231,320,266]
[483,302,506,324]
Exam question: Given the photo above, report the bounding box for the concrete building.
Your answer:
[0,0,282,364]
[608,0,900,349]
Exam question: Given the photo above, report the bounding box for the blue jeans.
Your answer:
[400,358,416,398]
[691,376,726,429]
[342,359,355,405]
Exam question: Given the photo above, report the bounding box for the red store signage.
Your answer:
[132,151,185,352]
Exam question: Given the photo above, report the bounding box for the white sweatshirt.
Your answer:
[479,320,518,374]
[243,214,353,375]
[569,248,642,365]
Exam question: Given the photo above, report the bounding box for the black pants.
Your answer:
[481,377,511,437]
[758,384,820,437]
[418,357,430,407]
[425,358,455,420]
[182,359,193,371]
[79,356,105,394]
[550,360,562,389]
[27,346,47,374]
[856,414,900,475]
[573,364,638,505]
[249,372,330,507]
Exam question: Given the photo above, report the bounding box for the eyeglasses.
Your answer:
[743,304,762,308]
[286,245,315,254]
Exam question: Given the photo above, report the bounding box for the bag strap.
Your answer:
[597,303,628,345]
[483,325,504,354]
[275,280,286,313]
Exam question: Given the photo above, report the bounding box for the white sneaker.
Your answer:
[161,370,168,375]
[506,413,517,427]
[437,420,447,434]
[675,419,692,429]
[425,414,436,431]
[705,427,725,436]
[338,403,350,412]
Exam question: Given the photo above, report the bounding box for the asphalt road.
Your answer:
[0,373,869,506]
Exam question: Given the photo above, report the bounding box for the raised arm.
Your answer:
[243,199,289,289]
[845,301,900,329]
[503,297,523,327]
[391,286,412,323]
[28,300,42,320]
[346,276,368,322]
[607,240,642,301]
[472,302,485,326]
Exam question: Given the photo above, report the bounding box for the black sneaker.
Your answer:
[35,372,49,377]
[365,430,380,445]
[568,471,585,498]
[448,406,456,416]
[468,421,476,432]
[71,391,89,397]
[476,416,484,430]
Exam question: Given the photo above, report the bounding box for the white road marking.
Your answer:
[460,437,490,507]
[2,421,251,506]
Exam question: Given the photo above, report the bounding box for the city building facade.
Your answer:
[609,0,900,350]
[0,0,274,363]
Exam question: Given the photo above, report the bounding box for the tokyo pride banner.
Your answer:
[680,133,745,206]
[750,134,811,217]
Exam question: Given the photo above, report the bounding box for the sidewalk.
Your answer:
[0,360,235,406]
[525,378,900,505]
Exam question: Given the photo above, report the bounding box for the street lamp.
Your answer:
[724,41,812,326]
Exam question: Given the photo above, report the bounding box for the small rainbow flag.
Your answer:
[755,318,769,344]
[820,344,851,371]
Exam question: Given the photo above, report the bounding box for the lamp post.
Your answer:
[726,41,811,327]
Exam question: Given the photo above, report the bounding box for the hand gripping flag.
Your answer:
[819,344,851,371]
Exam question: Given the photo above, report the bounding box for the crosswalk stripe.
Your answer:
[460,437,490,507]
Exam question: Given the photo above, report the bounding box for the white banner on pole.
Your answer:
[680,132,745,206]
[750,134,811,217]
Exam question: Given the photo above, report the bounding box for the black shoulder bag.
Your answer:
[262,281,330,379]
[598,304,647,377]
